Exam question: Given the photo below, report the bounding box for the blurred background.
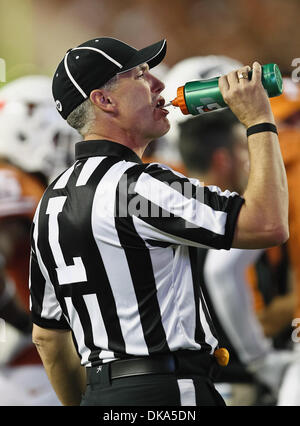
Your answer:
[1,0,300,407]
[1,0,300,82]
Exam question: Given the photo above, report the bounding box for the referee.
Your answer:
[30,37,288,406]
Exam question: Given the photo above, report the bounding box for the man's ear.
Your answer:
[211,148,232,177]
[90,89,116,113]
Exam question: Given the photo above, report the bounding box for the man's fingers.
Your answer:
[217,61,273,127]
[219,65,251,103]
[227,66,251,88]
[251,61,262,84]
[227,69,240,87]
[218,74,229,94]
[237,66,251,85]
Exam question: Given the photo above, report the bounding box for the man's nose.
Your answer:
[151,74,165,93]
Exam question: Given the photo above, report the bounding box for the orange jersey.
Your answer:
[142,155,187,176]
[246,148,300,311]
[247,85,300,320]
[246,245,289,312]
[271,83,300,319]
[0,162,45,309]
[278,128,300,319]
[0,161,45,366]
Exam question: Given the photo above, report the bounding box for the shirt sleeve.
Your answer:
[116,162,245,250]
[29,208,70,330]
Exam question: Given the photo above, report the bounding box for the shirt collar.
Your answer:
[75,140,143,164]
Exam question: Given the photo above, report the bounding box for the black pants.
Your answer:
[81,356,226,406]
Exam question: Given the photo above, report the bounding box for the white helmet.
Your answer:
[158,55,243,164]
[0,75,79,182]
[151,62,169,82]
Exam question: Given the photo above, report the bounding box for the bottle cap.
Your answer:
[171,86,189,115]
[261,63,283,98]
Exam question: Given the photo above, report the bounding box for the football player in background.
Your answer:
[0,75,78,405]
[269,77,300,405]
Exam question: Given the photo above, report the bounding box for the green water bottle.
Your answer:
[168,63,283,116]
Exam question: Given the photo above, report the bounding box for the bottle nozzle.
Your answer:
[164,98,182,109]
[168,86,189,115]
[170,98,179,107]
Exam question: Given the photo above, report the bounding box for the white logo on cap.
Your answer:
[55,100,63,111]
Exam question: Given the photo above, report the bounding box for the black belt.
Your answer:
[86,350,218,384]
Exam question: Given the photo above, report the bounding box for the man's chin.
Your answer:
[147,120,170,142]
[158,118,171,137]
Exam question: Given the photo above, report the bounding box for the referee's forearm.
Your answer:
[33,326,86,406]
[233,130,289,248]
[38,347,86,406]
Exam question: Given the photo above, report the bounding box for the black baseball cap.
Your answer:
[52,37,167,119]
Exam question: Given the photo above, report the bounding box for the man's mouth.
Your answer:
[154,97,169,115]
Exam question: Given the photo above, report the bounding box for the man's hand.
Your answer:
[32,325,86,406]
[219,62,275,128]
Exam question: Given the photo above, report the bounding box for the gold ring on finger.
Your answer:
[237,71,249,80]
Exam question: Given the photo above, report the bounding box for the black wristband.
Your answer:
[246,122,278,138]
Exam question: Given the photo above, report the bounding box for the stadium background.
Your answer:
[0,0,300,81]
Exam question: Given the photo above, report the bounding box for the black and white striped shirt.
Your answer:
[29,139,244,367]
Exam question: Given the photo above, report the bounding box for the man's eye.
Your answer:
[137,72,144,78]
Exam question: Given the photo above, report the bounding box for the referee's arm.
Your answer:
[32,325,86,406]
[219,62,289,249]
[30,230,86,406]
